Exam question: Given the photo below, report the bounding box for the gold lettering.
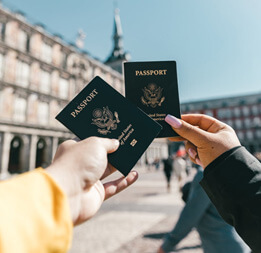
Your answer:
[135,69,168,76]
[71,89,99,118]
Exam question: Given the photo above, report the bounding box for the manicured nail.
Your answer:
[188,148,197,159]
[165,114,182,128]
[196,158,203,167]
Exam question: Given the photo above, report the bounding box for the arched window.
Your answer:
[35,138,47,168]
[8,136,23,174]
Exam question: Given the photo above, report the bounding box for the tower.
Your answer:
[105,8,130,73]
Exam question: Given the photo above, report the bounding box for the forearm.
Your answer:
[0,169,73,253]
[200,146,261,252]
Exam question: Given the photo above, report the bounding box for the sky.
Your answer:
[3,0,261,103]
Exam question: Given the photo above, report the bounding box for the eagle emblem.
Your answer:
[141,83,165,108]
[91,106,120,135]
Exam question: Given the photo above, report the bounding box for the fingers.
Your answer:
[185,141,203,167]
[103,171,138,200]
[181,114,227,133]
[165,114,211,146]
[82,137,120,154]
[100,163,117,180]
[168,136,187,142]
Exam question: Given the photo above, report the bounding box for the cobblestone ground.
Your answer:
[69,166,203,253]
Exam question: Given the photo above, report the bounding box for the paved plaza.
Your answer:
[69,167,203,253]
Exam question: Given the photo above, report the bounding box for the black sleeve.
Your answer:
[200,146,261,253]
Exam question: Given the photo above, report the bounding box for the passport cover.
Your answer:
[56,76,162,176]
[124,61,181,138]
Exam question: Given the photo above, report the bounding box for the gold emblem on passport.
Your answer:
[92,106,120,135]
[141,83,165,108]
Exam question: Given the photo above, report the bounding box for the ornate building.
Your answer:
[180,93,261,154]
[105,9,130,73]
[0,5,168,178]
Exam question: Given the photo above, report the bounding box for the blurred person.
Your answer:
[172,149,187,190]
[157,165,250,253]
[0,137,138,253]
[163,156,173,192]
[165,113,261,252]
[153,158,161,170]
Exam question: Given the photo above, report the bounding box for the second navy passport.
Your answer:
[124,61,181,138]
[56,76,162,176]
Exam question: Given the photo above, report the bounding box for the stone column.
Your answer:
[20,135,30,173]
[29,135,38,171]
[52,137,58,159]
[0,132,13,179]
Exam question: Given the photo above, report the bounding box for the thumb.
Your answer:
[165,114,210,146]
[99,138,120,154]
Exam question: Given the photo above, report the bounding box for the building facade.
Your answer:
[180,93,261,154]
[0,5,168,178]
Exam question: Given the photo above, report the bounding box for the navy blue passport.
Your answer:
[124,61,181,138]
[56,76,162,176]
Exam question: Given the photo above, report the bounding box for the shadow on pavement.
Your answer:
[173,245,202,251]
[143,232,167,239]
[143,233,202,251]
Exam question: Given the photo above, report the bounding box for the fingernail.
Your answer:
[196,158,203,167]
[114,139,120,147]
[188,148,197,159]
[165,114,182,128]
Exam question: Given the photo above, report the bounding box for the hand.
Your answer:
[157,246,165,253]
[46,137,138,225]
[165,114,241,168]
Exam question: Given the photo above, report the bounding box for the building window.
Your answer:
[251,105,259,116]
[13,97,26,122]
[18,30,28,52]
[242,106,250,117]
[38,102,49,125]
[246,130,254,140]
[226,119,233,128]
[256,129,261,139]
[59,78,69,99]
[0,53,4,79]
[204,110,213,117]
[42,42,52,63]
[39,70,51,93]
[235,119,242,129]
[253,117,261,128]
[244,118,251,128]
[237,131,244,140]
[217,108,231,119]
[0,22,6,41]
[16,61,30,87]
[61,51,67,69]
[233,107,241,117]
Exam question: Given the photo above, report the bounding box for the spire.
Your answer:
[105,8,130,73]
[113,8,123,54]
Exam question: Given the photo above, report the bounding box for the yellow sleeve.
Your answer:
[0,168,73,253]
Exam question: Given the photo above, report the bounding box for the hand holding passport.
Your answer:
[56,61,181,176]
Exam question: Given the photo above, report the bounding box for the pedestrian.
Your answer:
[173,150,187,190]
[165,113,261,252]
[157,166,250,253]
[163,157,173,192]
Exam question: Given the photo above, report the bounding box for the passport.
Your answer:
[124,61,181,138]
[55,76,162,176]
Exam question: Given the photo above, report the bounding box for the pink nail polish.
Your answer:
[165,114,182,128]
[188,148,197,159]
